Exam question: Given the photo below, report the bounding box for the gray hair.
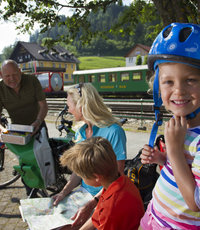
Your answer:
[1,59,19,70]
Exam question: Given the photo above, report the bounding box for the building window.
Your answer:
[65,64,68,69]
[59,63,61,68]
[53,63,56,68]
[64,74,69,80]
[71,64,73,70]
[135,51,141,55]
[129,57,133,63]
[40,62,44,67]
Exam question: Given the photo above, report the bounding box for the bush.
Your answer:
[136,55,142,65]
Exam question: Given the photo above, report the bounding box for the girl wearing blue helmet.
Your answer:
[139,23,200,229]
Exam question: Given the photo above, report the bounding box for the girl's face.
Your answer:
[159,63,200,120]
[66,94,83,121]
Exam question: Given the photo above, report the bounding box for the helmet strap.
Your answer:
[186,107,200,120]
[149,68,163,148]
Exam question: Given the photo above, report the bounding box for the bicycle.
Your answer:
[0,108,128,197]
[0,115,21,188]
[0,108,75,197]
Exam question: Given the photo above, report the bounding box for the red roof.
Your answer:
[125,43,150,57]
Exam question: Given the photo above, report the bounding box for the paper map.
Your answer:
[19,187,93,230]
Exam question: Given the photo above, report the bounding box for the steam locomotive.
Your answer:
[35,72,66,98]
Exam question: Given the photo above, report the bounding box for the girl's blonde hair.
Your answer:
[67,83,119,127]
[60,136,118,180]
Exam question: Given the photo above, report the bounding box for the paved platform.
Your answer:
[0,119,151,230]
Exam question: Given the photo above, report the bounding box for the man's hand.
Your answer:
[31,119,42,135]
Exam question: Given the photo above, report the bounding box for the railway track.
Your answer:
[47,98,171,121]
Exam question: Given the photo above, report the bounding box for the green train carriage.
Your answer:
[73,65,152,98]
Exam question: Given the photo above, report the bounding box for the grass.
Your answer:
[78,56,126,70]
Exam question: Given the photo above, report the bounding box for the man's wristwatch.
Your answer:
[36,119,42,126]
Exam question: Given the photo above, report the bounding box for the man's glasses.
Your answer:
[74,83,83,97]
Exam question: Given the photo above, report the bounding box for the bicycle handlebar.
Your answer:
[56,107,128,136]
[0,114,8,128]
[56,107,75,136]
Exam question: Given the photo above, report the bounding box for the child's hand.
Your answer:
[164,116,187,156]
[140,144,166,165]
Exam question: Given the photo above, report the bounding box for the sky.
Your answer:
[0,0,132,54]
[0,22,30,53]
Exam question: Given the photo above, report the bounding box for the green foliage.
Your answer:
[152,0,200,26]
[0,45,15,62]
[135,55,142,65]
[0,0,199,54]
[78,56,125,70]
[142,55,148,65]
[30,4,156,56]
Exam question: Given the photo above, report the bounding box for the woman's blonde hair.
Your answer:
[67,83,119,127]
[60,137,118,180]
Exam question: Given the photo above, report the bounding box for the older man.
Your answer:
[0,59,48,134]
[0,59,48,197]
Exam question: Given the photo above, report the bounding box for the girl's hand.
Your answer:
[164,116,187,156]
[140,144,166,166]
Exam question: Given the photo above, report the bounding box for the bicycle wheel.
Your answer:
[0,148,20,188]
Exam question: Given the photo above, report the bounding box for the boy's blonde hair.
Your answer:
[67,83,119,127]
[60,137,118,180]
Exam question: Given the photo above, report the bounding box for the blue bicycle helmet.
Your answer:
[148,23,200,147]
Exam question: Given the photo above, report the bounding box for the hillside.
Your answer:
[78,56,125,70]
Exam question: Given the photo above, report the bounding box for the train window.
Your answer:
[88,75,95,82]
[98,74,106,83]
[79,75,85,83]
[132,72,142,80]
[120,72,130,81]
[108,73,117,82]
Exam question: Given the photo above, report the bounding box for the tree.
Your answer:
[142,55,148,65]
[0,45,14,62]
[0,0,199,48]
[136,55,142,65]
[152,0,200,26]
